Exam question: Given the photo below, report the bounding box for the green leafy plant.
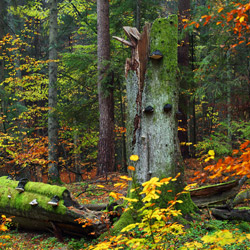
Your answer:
[196,120,250,159]
[87,156,194,250]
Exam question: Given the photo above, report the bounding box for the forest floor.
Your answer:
[1,159,250,249]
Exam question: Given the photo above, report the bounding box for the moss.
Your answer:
[111,209,135,235]
[237,207,250,210]
[156,181,198,215]
[238,221,250,232]
[0,176,67,214]
[177,192,198,215]
[149,15,178,97]
[192,180,236,192]
[233,189,250,205]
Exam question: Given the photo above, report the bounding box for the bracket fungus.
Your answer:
[149,50,163,60]
[143,105,154,114]
[163,104,172,113]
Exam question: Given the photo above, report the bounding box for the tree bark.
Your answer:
[178,0,190,158]
[135,0,141,31]
[212,208,250,222]
[190,177,247,208]
[97,0,115,176]
[0,0,6,133]
[124,16,182,184]
[112,18,197,234]
[48,0,59,182]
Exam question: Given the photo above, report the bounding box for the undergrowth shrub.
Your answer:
[87,157,195,250]
[196,121,250,159]
[0,215,11,248]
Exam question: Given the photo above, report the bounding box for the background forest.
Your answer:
[0,0,249,182]
[1,0,250,249]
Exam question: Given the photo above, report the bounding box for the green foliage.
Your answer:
[196,133,232,158]
[196,120,250,158]
[88,165,195,249]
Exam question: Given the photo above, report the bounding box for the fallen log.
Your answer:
[190,176,247,208]
[0,176,109,238]
[212,207,250,222]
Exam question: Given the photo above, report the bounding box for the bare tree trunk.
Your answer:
[74,119,82,182]
[97,0,115,176]
[135,0,141,31]
[0,0,6,133]
[178,0,190,158]
[48,0,59,182]
[0,0,5,83]
[114,15,197,215]
[122,16,182,184]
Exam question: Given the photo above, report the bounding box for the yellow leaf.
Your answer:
[121,223,139,232]
[109,192,123,200]
[204,157,211,162]
[0,224,8,232]
[97,185,104,188]
[124,197,138,202]
[208,150,215,156]
[128,166,135,171]
[130,155,139,161]
[176,200,183,203]
[120,175,132,181]
[160,177,171,183]
[239,16,245,23]
[218,7,224,13]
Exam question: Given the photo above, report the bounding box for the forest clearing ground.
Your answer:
[1,160,250,249]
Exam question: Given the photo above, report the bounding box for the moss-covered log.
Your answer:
[0,176,108,237]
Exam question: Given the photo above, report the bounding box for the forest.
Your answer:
[0,0,250,249]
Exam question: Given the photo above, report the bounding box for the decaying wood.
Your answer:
[233,188,250,206]
[212,208,250,222]
[113,24,149,146]
[190,176,247,208]
[112,36,134,47]
[0,176,110,238]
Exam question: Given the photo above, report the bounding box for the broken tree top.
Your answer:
[0,176,107,237]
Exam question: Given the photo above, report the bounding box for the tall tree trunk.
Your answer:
[124,16,182,183]
[135,0,141,31]
[0,0,5,82]
[114,15,197,217]
[178,0,191,158]
[48,0,59,182]
[97,0,115,176]
[0,0,6,133]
